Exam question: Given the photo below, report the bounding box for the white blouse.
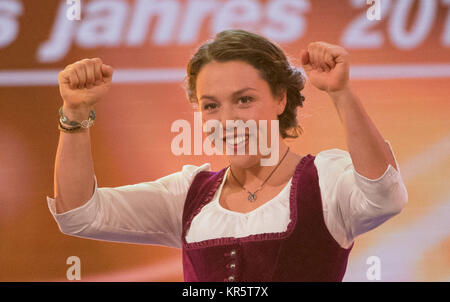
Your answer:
[47,140,408,250]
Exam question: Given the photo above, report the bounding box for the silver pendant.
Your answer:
[248,193,256,202]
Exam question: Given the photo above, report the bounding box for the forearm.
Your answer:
[329,87,398,180]
[54,106,95,214]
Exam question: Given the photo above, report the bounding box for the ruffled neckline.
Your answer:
[182,154,312,249]
[211,166,293,217]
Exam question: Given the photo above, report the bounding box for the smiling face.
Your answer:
[196,60,287,168]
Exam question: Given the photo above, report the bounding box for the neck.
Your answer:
[228,140,290,188]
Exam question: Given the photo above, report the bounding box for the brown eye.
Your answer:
[203,103,217,111]
[238,96,254,104]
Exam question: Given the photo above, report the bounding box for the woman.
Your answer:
[48,30,408,281]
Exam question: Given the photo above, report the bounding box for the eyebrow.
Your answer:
[199,87,257,101]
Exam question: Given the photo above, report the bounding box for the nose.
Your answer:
[219,103,239,131]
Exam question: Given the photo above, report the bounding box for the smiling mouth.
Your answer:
[223,134,250,147]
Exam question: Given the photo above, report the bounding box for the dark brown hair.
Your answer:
[185,29,306,139]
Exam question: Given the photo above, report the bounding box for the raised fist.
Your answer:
[301,42,350,93]
[58,58,114,110]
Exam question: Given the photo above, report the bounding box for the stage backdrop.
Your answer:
[0,0,449,281]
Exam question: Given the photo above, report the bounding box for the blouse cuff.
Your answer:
[46,175,99,234]
[352,140,404,197]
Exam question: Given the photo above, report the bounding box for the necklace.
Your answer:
[228,147,290,202]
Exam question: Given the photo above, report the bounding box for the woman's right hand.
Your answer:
[58,58,114,117]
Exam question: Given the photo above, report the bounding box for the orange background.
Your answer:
[0,0,449,281]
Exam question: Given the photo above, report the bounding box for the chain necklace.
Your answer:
[228,147,290,202]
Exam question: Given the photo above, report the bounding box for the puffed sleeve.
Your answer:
[315,140,408,249]
[46,163,211,249]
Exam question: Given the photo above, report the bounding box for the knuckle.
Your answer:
[310,41,322,49]
[73,61,83,70]
[92,57,103,64]
[65,69,76,78]
[83,59,94,67]
[58,71,65,80]
[75,59,85,66]
[77,65,87,75]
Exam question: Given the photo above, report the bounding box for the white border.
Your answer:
[1,64,450,86]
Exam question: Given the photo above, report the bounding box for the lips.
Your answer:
[223,134,249,146]
[223,134,249,147]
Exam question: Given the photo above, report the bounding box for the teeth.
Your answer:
[226,135,246,146]
[235,136,244,145]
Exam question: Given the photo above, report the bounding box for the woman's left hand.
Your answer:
[301,42,350,93]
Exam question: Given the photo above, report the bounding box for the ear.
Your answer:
[276,90,287,116]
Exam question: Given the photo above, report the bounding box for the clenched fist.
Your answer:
[58,58,114,110]
[301,42,350,93]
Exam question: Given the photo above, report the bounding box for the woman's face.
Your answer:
[196,60,286,168]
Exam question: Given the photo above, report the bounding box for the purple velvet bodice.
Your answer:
[181,154,353,282]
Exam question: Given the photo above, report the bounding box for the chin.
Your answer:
[226,154,261,169]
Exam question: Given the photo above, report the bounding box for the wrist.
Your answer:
[62,103,93,122]
[328,85,351,99]
[327,86,354,106]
